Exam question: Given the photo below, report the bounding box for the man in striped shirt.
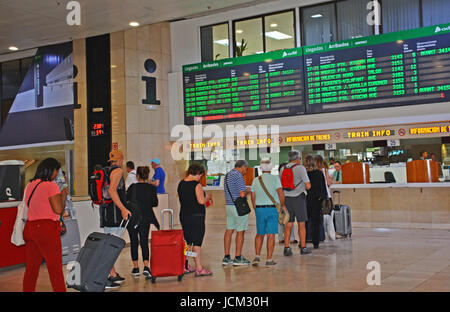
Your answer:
[222,160,251,266]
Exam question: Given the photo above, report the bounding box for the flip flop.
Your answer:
[185,265,196,274]
[195,268,213,277]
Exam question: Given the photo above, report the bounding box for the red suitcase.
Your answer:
[150,209,185,283]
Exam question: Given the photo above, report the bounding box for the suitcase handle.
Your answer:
[332,190,341,207]
[114,218,130,238]
[160,209,174,230]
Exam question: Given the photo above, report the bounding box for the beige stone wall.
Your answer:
[110,31,128,162]
[73,39,88,196]
[110,22,183,224]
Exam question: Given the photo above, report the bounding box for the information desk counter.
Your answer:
[204,183,450,230]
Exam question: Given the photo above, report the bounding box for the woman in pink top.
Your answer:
[23,158,68,292]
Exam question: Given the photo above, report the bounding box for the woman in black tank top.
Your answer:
[177,163,213,277]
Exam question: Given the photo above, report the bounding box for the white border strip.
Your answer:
[0,140,74,151]
[0,48,37,63]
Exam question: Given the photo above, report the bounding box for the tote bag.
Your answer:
[11,181,43,246]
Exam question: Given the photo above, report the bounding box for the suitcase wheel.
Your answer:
[177,274,183,282]
[151,277,156,284]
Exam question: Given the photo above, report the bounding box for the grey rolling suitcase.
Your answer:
[61,219,81,264]
[67,219,129,292]
[332,191,352,237]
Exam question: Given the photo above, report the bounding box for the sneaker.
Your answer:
[105,279,120,290]
[142,266,151,278]
[252,257,260,266]
[222,256,233,266]
[300,247,312,255]
[233,256,250,266]
[109,274,125,284]
[131,268,140,277]
[313,244,319,249]
[278,240,285,244]
[283,247,293,256]
[290,240,299,244]
[265,260,277,266]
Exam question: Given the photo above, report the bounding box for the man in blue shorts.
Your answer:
[250,158,287,267]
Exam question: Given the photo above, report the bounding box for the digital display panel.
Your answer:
[90,122,105,137]
[182,23,450,125]
[183,48,305,125]
[304,23,450,113]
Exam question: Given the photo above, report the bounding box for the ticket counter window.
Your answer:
[291,138,446,183]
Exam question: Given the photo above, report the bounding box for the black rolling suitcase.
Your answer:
[67,220,129,292]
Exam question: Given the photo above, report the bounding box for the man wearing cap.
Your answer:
[250,158,287,267]
[101,150,132,289]
[150,158,166,194]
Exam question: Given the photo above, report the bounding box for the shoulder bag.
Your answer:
[11,181,43,246]
[258,176,290,225]
[126,185,143,229]
[320,169,333,216]
[225,173,251,216]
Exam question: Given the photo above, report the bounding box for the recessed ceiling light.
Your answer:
[236,29,243,34]
[310,14,323,19]
[129,21,140,27]
[8,46,18,51]
[270,23,278,28]
[265,31,293,40]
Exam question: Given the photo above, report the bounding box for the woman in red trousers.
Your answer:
[23,158,68,292]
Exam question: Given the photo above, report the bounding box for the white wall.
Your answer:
[168,0,450,136]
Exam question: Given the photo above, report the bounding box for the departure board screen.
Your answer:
[182,48,305,125]
[182,23,450,125]
[304,23,450,114]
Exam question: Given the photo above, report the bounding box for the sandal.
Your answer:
[185,264,196,274]
[195,268,213,277]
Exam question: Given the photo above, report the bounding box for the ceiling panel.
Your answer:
[0,0,276,55]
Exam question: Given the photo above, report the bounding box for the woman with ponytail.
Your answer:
[126,166,159,278]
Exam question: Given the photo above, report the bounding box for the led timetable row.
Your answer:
[183,23,450,125]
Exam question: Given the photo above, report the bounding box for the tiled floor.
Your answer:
[0,225,449,292]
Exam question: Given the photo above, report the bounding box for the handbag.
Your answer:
[225,173,251,217]
[321,198,333,216]
[257,176,290,225]
[320,169,332,216]
[11,181,43,246]
[126,185,143,229]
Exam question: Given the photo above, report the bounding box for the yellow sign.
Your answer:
[235,138,272,146]
[344,129,394,139]
[190,141,222,149]
[409,126,448,135]
[285,134,331,143]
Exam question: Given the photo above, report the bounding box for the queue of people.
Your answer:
[218,150,342,267]
[21,148,342,292]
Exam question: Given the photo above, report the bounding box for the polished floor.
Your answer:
[0,223,449,292]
